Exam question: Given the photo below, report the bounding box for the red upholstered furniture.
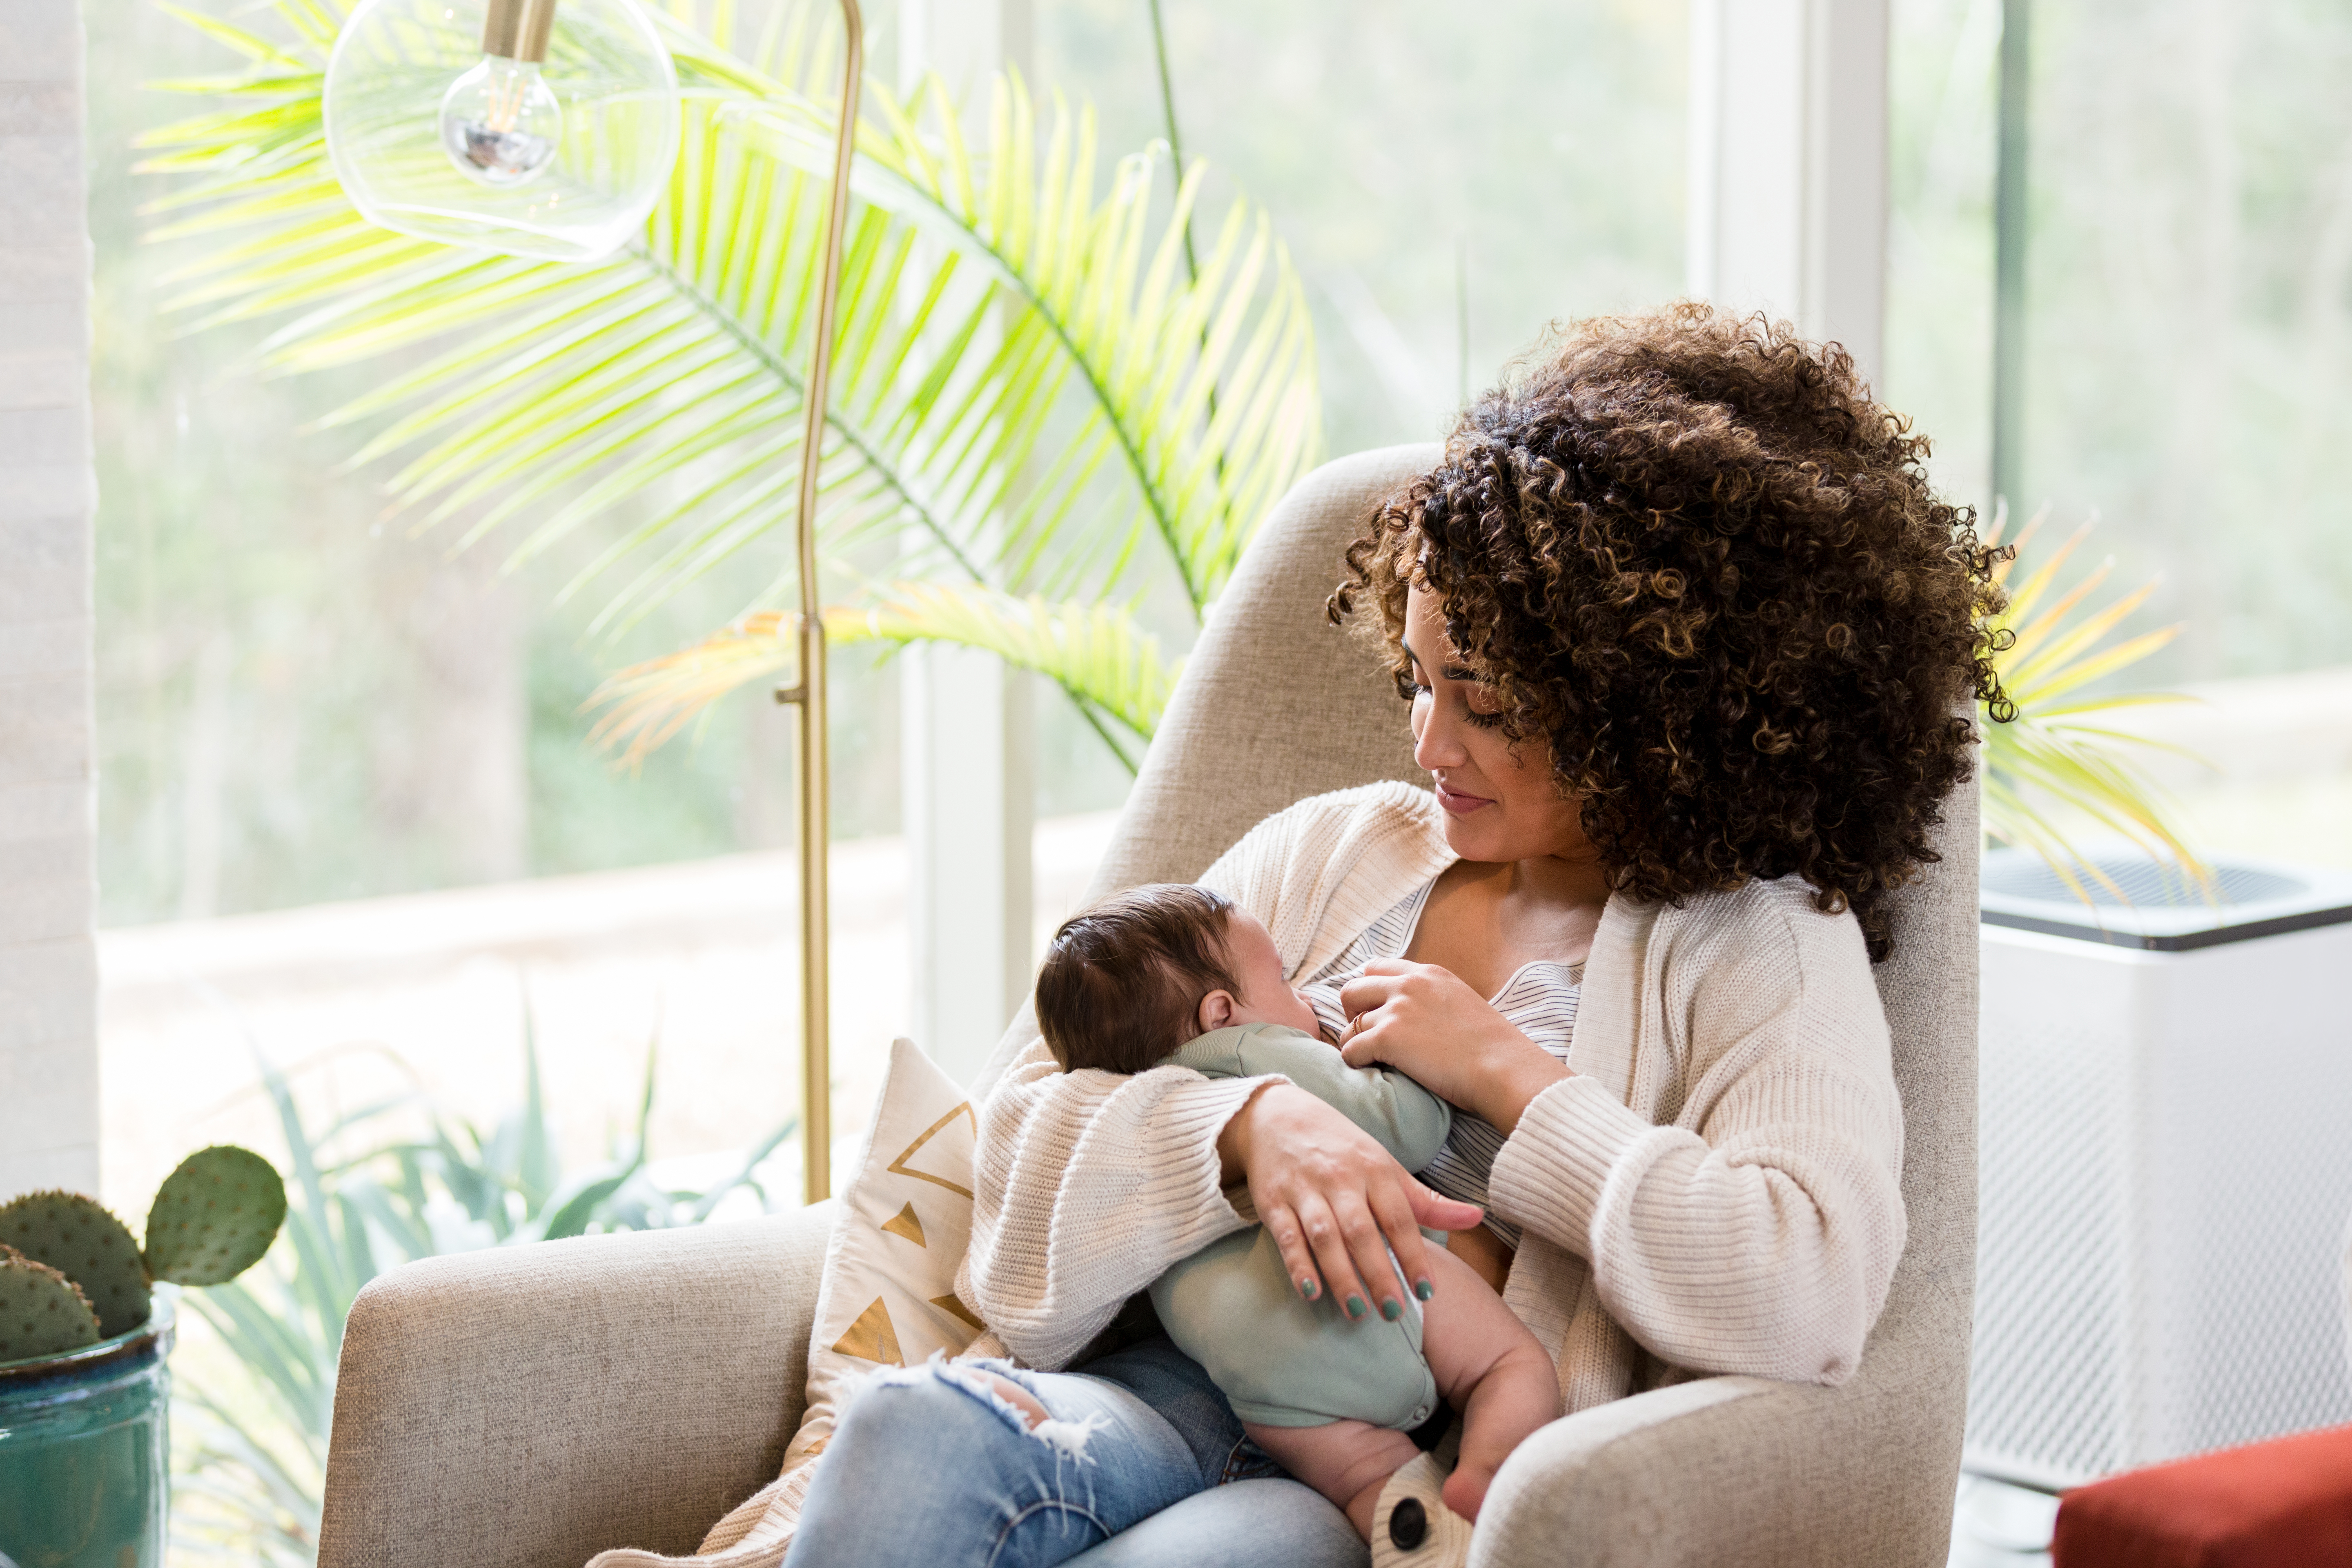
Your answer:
[2051,1423,2352,1568]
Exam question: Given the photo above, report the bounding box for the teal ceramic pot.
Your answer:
[0,1285,177,1568]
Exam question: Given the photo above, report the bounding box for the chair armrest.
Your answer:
[319,1204,833,1568]
[1473,1309,1966,1568]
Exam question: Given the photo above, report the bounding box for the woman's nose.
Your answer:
[1412,697,1468,772]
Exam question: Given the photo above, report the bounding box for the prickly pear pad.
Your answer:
[143,1145,288,1287]
[0,1244,102,1362]
[0,1190,151,1338]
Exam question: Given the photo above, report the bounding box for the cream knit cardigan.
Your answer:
[958,782,1909,1412]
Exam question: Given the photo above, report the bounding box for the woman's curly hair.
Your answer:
[1329,303,2010,962]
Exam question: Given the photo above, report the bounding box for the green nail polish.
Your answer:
[1346,1294,1367,1319]
[1414,1279,1434,1301]
[1381,1298,1403,1321]
[1301,1278,1319,1299]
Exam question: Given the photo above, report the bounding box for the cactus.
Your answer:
[141,1145,287,1287]
[0,1190,150,1338]
[0,1244,102,1362]
[0,1143,287,1357]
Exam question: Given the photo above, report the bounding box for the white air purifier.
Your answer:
[1967,848,2352,1490]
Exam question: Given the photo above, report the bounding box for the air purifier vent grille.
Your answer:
[1980,857,2303,909]
[1969,1012,2127,1483]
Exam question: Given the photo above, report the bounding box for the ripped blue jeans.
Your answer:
[780,1336,1365,1568]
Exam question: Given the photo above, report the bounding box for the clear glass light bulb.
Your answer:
[438,55,561,187]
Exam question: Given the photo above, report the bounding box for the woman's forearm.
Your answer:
[965,1038,1270,1369]
[1213,1079,1281,1187]
[1479,1046,1574,1134]
[1488,1068,1905,1384]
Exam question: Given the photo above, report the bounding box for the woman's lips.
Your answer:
[1435,780,1492,815]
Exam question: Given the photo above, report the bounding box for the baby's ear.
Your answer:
[1196,989,1237,1033]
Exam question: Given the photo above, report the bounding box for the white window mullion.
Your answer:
[1686,0,1890,391]
[897,0,1037,1091]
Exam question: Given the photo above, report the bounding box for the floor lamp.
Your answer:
[323,0,865,1202]
[773,2,862,1205]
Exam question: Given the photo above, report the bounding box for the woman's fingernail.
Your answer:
[1346,1295,1367,1319]
[1381,1298,1403,1321]
[1300,1278,1319,1300]
[1414,1279,1434,1301]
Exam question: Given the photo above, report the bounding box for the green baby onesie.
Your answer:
[1147,1022,1453,1430]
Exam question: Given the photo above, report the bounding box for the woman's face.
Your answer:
[1404,587,1589,865]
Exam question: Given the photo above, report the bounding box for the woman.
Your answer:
[782,304,2007,1566]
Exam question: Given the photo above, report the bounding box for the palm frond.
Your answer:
[139,4,1319,664]
[1978,504,2207,890]
[583,610,802,767]
[587,580,1178,774]
[832,579,1178,769]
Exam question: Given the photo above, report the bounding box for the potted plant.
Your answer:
[0,1146,286,1568]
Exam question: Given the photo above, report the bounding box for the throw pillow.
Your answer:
[783,1034,986,1470]
[584,1037,987,1568]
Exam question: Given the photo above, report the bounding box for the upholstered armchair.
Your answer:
[316,445,1978,1568]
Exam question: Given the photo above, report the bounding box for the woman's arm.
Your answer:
[958,1029,1278,1370]
[1486,907,1905,1385]
[1213,1081,1478,1319]
[1336,957,1570,1129]
[1174,1026,1453,1170]
[961,784,1471,1357]
[1337,902,1907,1385]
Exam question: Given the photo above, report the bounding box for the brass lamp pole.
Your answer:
[772,0,863,1205]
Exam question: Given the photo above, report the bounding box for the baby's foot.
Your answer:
[1371,1453,1474,1568]
[1440,1462,1495,1523]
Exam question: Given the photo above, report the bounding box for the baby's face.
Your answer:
[1216,910,1325,1038]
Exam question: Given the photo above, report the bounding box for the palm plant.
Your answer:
[1977,504,2205,894]
[139,1,1318,770]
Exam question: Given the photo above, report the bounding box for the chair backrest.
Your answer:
[1083,441,1977,1461]
[1085,445,1435,897]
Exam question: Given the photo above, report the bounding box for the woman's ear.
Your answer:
[1197,988,1238,1033]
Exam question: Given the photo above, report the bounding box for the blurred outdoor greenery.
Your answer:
[1881,0,2352,683]
[169,1041,790,1565]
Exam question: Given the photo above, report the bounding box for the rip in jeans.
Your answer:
[873,1355,1116,1538]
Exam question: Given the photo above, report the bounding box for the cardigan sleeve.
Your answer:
[956,1030,1278,1370]
[958,784,1451,1369]
[956,800,1312,1370]
[1483,893,1908,1386]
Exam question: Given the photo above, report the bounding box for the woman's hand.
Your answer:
[1217,1083,1483,1321]
[1338,958,1572,1131]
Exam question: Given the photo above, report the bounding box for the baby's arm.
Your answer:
[1172,1025,1452,1171]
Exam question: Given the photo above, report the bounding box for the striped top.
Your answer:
[1299,878,1583,1250]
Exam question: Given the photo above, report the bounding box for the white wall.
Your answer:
[0,0,99,1198]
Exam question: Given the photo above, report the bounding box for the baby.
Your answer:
[1035,883,1560,1561]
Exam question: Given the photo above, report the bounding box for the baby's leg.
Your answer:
[1416,1244,1561,1521]
[1243,1419,1421,1541]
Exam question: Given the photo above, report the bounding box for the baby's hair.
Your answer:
[1035,883,1241,1074]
